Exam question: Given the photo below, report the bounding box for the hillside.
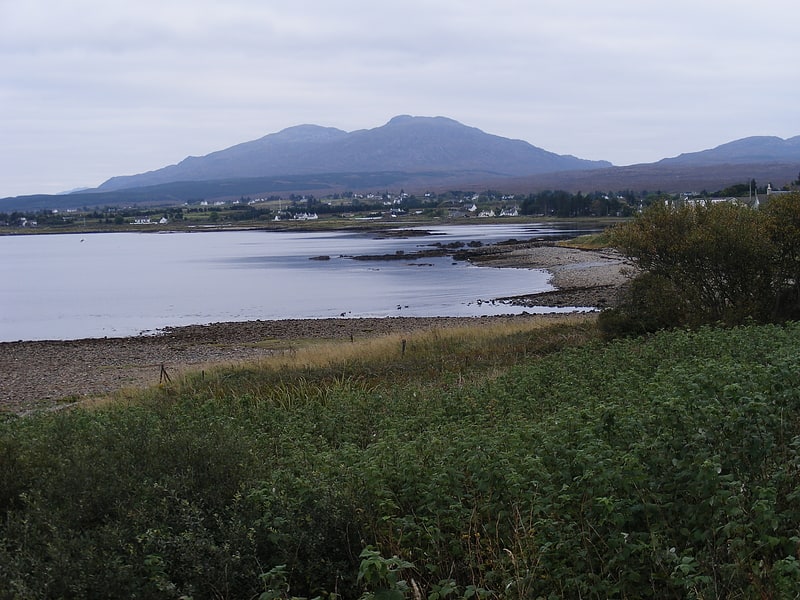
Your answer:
[495,161,800,195]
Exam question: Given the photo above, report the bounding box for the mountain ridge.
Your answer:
[96,115,612,192]
[656,135,800,167]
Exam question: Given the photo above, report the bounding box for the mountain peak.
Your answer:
[264,123,348,143]
[387,114,416,125]
[385,114,461,127]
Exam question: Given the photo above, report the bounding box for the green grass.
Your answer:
[556,230,615,249]
[2,320,800,598]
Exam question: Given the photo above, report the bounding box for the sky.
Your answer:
[2,0,798,199]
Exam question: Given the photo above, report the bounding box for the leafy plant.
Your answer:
[3,322,800,597]
[357,547,415,600]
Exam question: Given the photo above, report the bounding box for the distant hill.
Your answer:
[494,162,800,196]
[95,115,611,192]
[492,136,800,195]
[656,135,800,167]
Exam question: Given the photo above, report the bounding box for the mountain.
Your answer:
[496,135,799,195]
[656,135,800,167]
[95,115,611,192]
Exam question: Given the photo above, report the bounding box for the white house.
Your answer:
[767,183,793,197]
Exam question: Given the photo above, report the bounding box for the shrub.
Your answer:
[606,201,781,334]
[763,192,800,318]
[598,272,687,337]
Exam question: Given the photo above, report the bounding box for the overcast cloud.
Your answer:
[1,0,798,198]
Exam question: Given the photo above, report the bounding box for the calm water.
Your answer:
[0,224,591,341]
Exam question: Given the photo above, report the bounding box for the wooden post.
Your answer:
[160,363,171,384]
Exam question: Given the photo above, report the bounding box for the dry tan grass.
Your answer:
[79,313,599,411]
[201,313,596,375]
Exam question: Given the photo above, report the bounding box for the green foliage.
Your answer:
[357,547,414,600]
[519,189,636,217]
[598,272,687,336]
[604,199,800,335]
[3,323,800,597]
[764,193,800,317]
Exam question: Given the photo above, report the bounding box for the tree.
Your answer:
[603,201,777,334]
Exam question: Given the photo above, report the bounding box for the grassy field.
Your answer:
[2,317,800,598]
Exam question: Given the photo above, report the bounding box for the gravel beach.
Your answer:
[1,241,630,415]
[467,242,631,309]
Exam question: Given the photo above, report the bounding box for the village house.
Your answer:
[766,183,793,197]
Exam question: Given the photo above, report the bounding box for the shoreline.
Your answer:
[1,241,630,415]
[465,241,630,308]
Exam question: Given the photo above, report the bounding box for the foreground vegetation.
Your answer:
[2,316,800,598]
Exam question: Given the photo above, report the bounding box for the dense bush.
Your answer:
[2,322,800,597]
[764,193,800,318]
[601,195,800,335]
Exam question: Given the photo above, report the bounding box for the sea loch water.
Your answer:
[0,224,590,341]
